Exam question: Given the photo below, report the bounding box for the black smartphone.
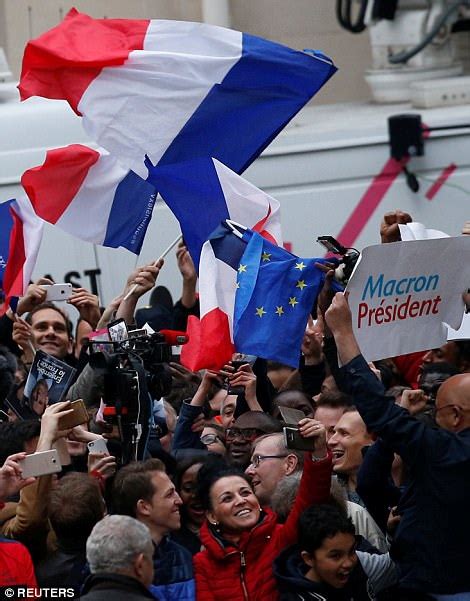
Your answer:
[317,235,348,256]
[283,426,316,452]
[107,318,128,343]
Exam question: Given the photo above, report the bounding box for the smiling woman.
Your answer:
[193,423,333,601]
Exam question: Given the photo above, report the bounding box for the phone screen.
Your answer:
[108,319,128,342]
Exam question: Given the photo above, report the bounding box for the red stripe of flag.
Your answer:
[21,144,100,223]
[425,163,457,201]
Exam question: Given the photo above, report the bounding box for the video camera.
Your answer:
[88,330,184,463]
[317,235,360,286]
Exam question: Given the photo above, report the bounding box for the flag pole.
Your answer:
[123,233,183,301]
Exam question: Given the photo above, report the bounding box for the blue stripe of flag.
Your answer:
[146,157,230,270]
[157,33,336,174]
[103,171,157,254]
[0,199,15,290]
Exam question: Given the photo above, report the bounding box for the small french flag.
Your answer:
[21,144,157,254]
[0,196,44,314]
[19,9,337,177]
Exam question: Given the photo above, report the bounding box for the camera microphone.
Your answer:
[159,330,189,345]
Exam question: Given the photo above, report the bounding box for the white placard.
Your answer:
[398,222,449,241]
[346,237,470,361]
[447,313,470,341]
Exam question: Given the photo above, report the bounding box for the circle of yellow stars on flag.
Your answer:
[234,252,311,319]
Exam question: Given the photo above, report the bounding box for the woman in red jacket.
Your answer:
[193,418,332,601]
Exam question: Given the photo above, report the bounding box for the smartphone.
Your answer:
[58,399,89,430]
[316,236,348,256]
[283,426,316,452]
[87,437,108,455]
[53,438,71,466]
[41,283,73,301]
[107,318,128,342]
[19,449,62,478]
[227,354,257,395]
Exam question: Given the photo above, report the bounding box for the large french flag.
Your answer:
[21,144,157,254]
[146,157,282,271]
[19,9,337,177]
[0,196,44,315]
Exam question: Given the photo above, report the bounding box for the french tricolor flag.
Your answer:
[181,223,242,371]
[19,9,337,177]
[0,196,44,314]
[21,144,157,254]
[146,156,282,271]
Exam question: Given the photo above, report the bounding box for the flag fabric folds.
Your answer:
[146,157,282,271]
[0,196,44,314]
[0,199,15,294]
[21,144,157,254]
[19,8,337,177]
[181,222,333,371]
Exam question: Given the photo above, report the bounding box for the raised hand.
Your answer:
[380,210,412,244]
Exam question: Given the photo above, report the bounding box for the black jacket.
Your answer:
[274,545,373,601]
[340,354,470,595]
[79,573,155,601]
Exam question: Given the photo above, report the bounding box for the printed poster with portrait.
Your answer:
[24,350,76,416]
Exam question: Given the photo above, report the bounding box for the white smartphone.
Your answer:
[19,449,62,478]
[87,438,108,455]
[41,283,73,301]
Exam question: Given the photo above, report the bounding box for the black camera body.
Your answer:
[317,235,360,285]
[89,332,173,462]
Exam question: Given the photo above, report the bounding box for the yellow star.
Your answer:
[289,296,298,308]
[296,280,307,290]
[255,306,267,318]
[238,264,247,273]
[235,282,240,289]
[295,261,306,271]
[275,306,284,316]
[261,252,271,262]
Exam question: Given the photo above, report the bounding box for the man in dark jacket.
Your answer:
[325,292,470,599]
[112,458,195,600]
[80,515,155,601]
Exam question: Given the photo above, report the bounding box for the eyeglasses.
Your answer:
[250,454,289,468]
[225,428,264,442]
[200,433,225,446]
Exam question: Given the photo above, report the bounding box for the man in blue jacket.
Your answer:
[112,458,195,601]
[325,292,470,601]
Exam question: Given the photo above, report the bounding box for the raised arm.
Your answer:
[324,293,443,467]
[275,420,333,550]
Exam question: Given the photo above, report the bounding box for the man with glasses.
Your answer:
[325,292,470,601]
[225,410,282,468]
[245,432,303,506]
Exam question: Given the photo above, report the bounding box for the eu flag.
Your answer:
[234,230,329,367]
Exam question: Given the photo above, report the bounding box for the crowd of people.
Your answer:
[0,210,469,601]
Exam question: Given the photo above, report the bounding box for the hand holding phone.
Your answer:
[58,400,89,430]
[87,437,108,455]
[18,450,62,479]
[40,283,73,302]
[284,418,327,457]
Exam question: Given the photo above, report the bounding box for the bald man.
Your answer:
[325,293,470,601]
